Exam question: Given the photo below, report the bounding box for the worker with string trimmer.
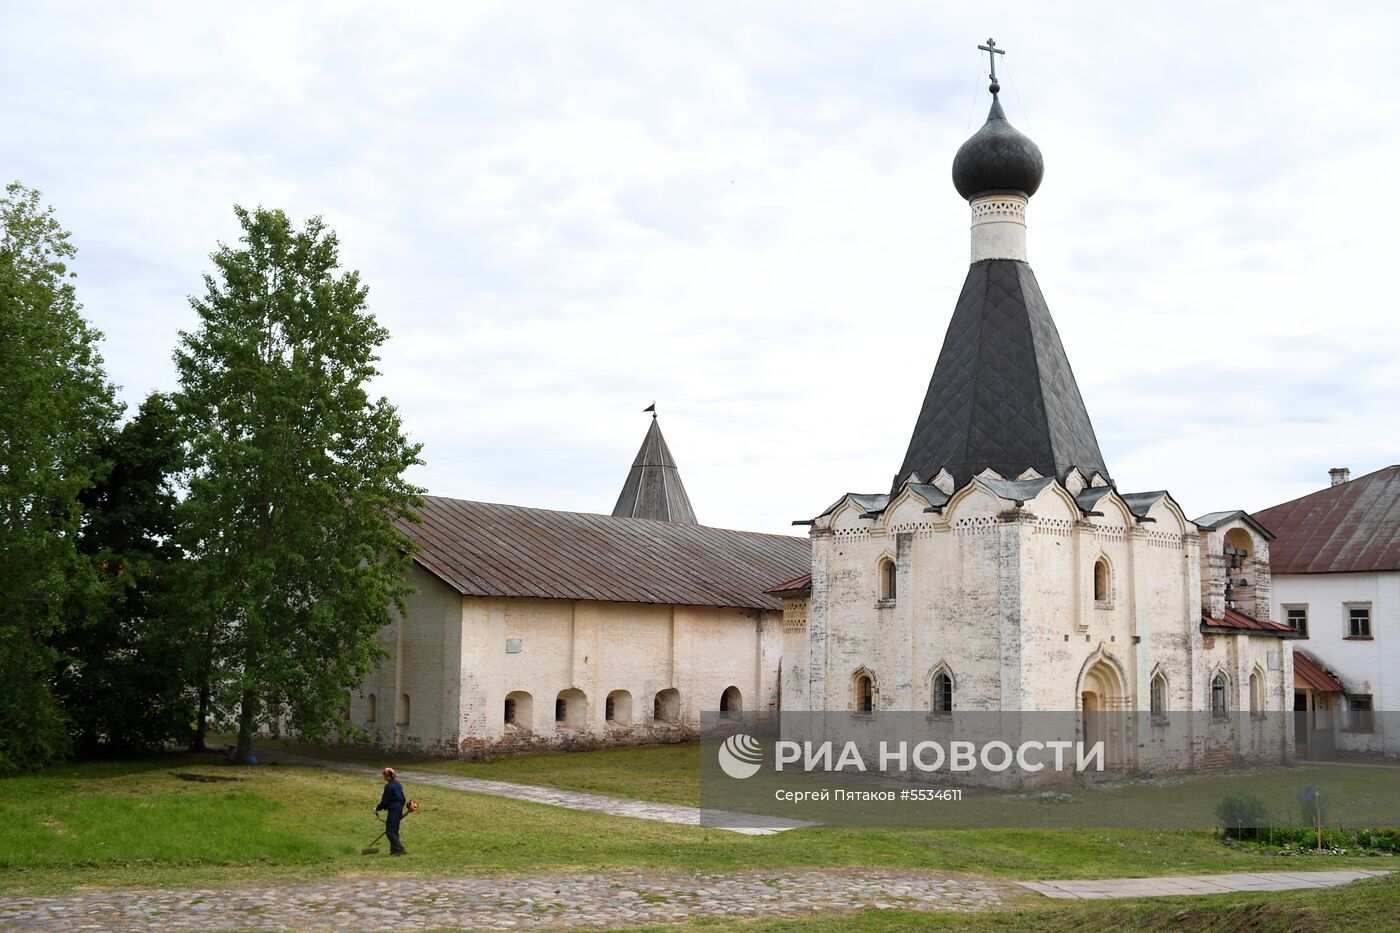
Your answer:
[368,767,417,856]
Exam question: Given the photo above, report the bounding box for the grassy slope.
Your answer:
[5,750,1396,897]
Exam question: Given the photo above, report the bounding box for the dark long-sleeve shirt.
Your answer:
[377,779,405,815]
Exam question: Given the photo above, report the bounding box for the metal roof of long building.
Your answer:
[397,496,810,611]
[1293,650,1345,693]
[1255,465,1400,574]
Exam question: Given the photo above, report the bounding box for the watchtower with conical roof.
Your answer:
[612,411,698,524]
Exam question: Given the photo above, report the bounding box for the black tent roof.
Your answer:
[893,258,1109,491]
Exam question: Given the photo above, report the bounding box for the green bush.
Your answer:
[1216,793,1272,839]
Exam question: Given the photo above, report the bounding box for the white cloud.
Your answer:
[3,0,1397,534]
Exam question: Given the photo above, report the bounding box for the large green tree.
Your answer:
[176,206,422,762]
[0,183,120,773]
[54,392,196,755]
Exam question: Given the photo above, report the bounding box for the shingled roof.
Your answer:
[397,496,809,611]
[612,415,698,524]
[893,260,1110,492]
[1255,465,1400,574]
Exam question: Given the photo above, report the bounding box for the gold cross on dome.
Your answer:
[978,37,1005,84]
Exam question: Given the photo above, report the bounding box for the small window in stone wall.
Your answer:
[1347,605,1372,639]
[366,693,377,724]
[1210,673,1228,721]
[720,685,742,717]
[396,693,410,727]
[504,691,532,729]
[853,672,874,714]
[932,671,953,716]
[1149,675,1167,721]
[879,559,897,602]
[555,689,586,728]
[1093,557,1111,605]
[1347,695,1374,733]
[606,690,632,724]
[1249,671,1263,718]
[654,688,680,723]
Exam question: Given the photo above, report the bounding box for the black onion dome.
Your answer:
[951,92,1044,201]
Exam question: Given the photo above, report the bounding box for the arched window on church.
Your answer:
[853,671,875,714]
[932,671,953,716]
[1150,673,1167,722]
[1249,670,1263,718]
[366,693,376,724]
[396,693,410,728]
[1211,672,1229,721]
[878,558,897,602]
[1093,556,1111,605]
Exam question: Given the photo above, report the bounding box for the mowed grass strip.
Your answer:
[3,749,1395,895]
[415,742,701,806]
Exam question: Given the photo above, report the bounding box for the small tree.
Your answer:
[0,183,120,773]
[54,392,196,755]
[175,207,421,763]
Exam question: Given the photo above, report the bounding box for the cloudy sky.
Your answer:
[4,1,1397,535]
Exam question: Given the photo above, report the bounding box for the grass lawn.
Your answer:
[417,742,701,806]
[4,746,1397,899]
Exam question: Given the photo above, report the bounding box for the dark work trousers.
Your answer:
[385,808,405,853]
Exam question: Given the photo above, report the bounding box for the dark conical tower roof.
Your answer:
[892,74,1106,492]
[893,261,1108,491]
[612,415,698,524]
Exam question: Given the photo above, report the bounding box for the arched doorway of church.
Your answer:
[1079,658,1128,772]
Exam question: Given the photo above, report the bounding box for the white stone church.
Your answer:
[351,71,1299,770]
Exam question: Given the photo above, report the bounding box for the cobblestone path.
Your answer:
[1017,868,1390,899]
[274,754,814,835]
[0,869,1001,932]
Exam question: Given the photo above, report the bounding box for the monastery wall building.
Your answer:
[351,417,809,755]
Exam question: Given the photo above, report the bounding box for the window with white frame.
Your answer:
[1285,605,1309,638]
[1347,604,1372,639]
[1346,695,1375,733]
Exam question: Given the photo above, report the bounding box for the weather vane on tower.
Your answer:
[977,37,1005,92]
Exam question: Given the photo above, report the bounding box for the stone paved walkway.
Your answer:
[274,754,814,836]
[0,869,1001,932]
[1016,868,1390,899]
[2,869,1389,931]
